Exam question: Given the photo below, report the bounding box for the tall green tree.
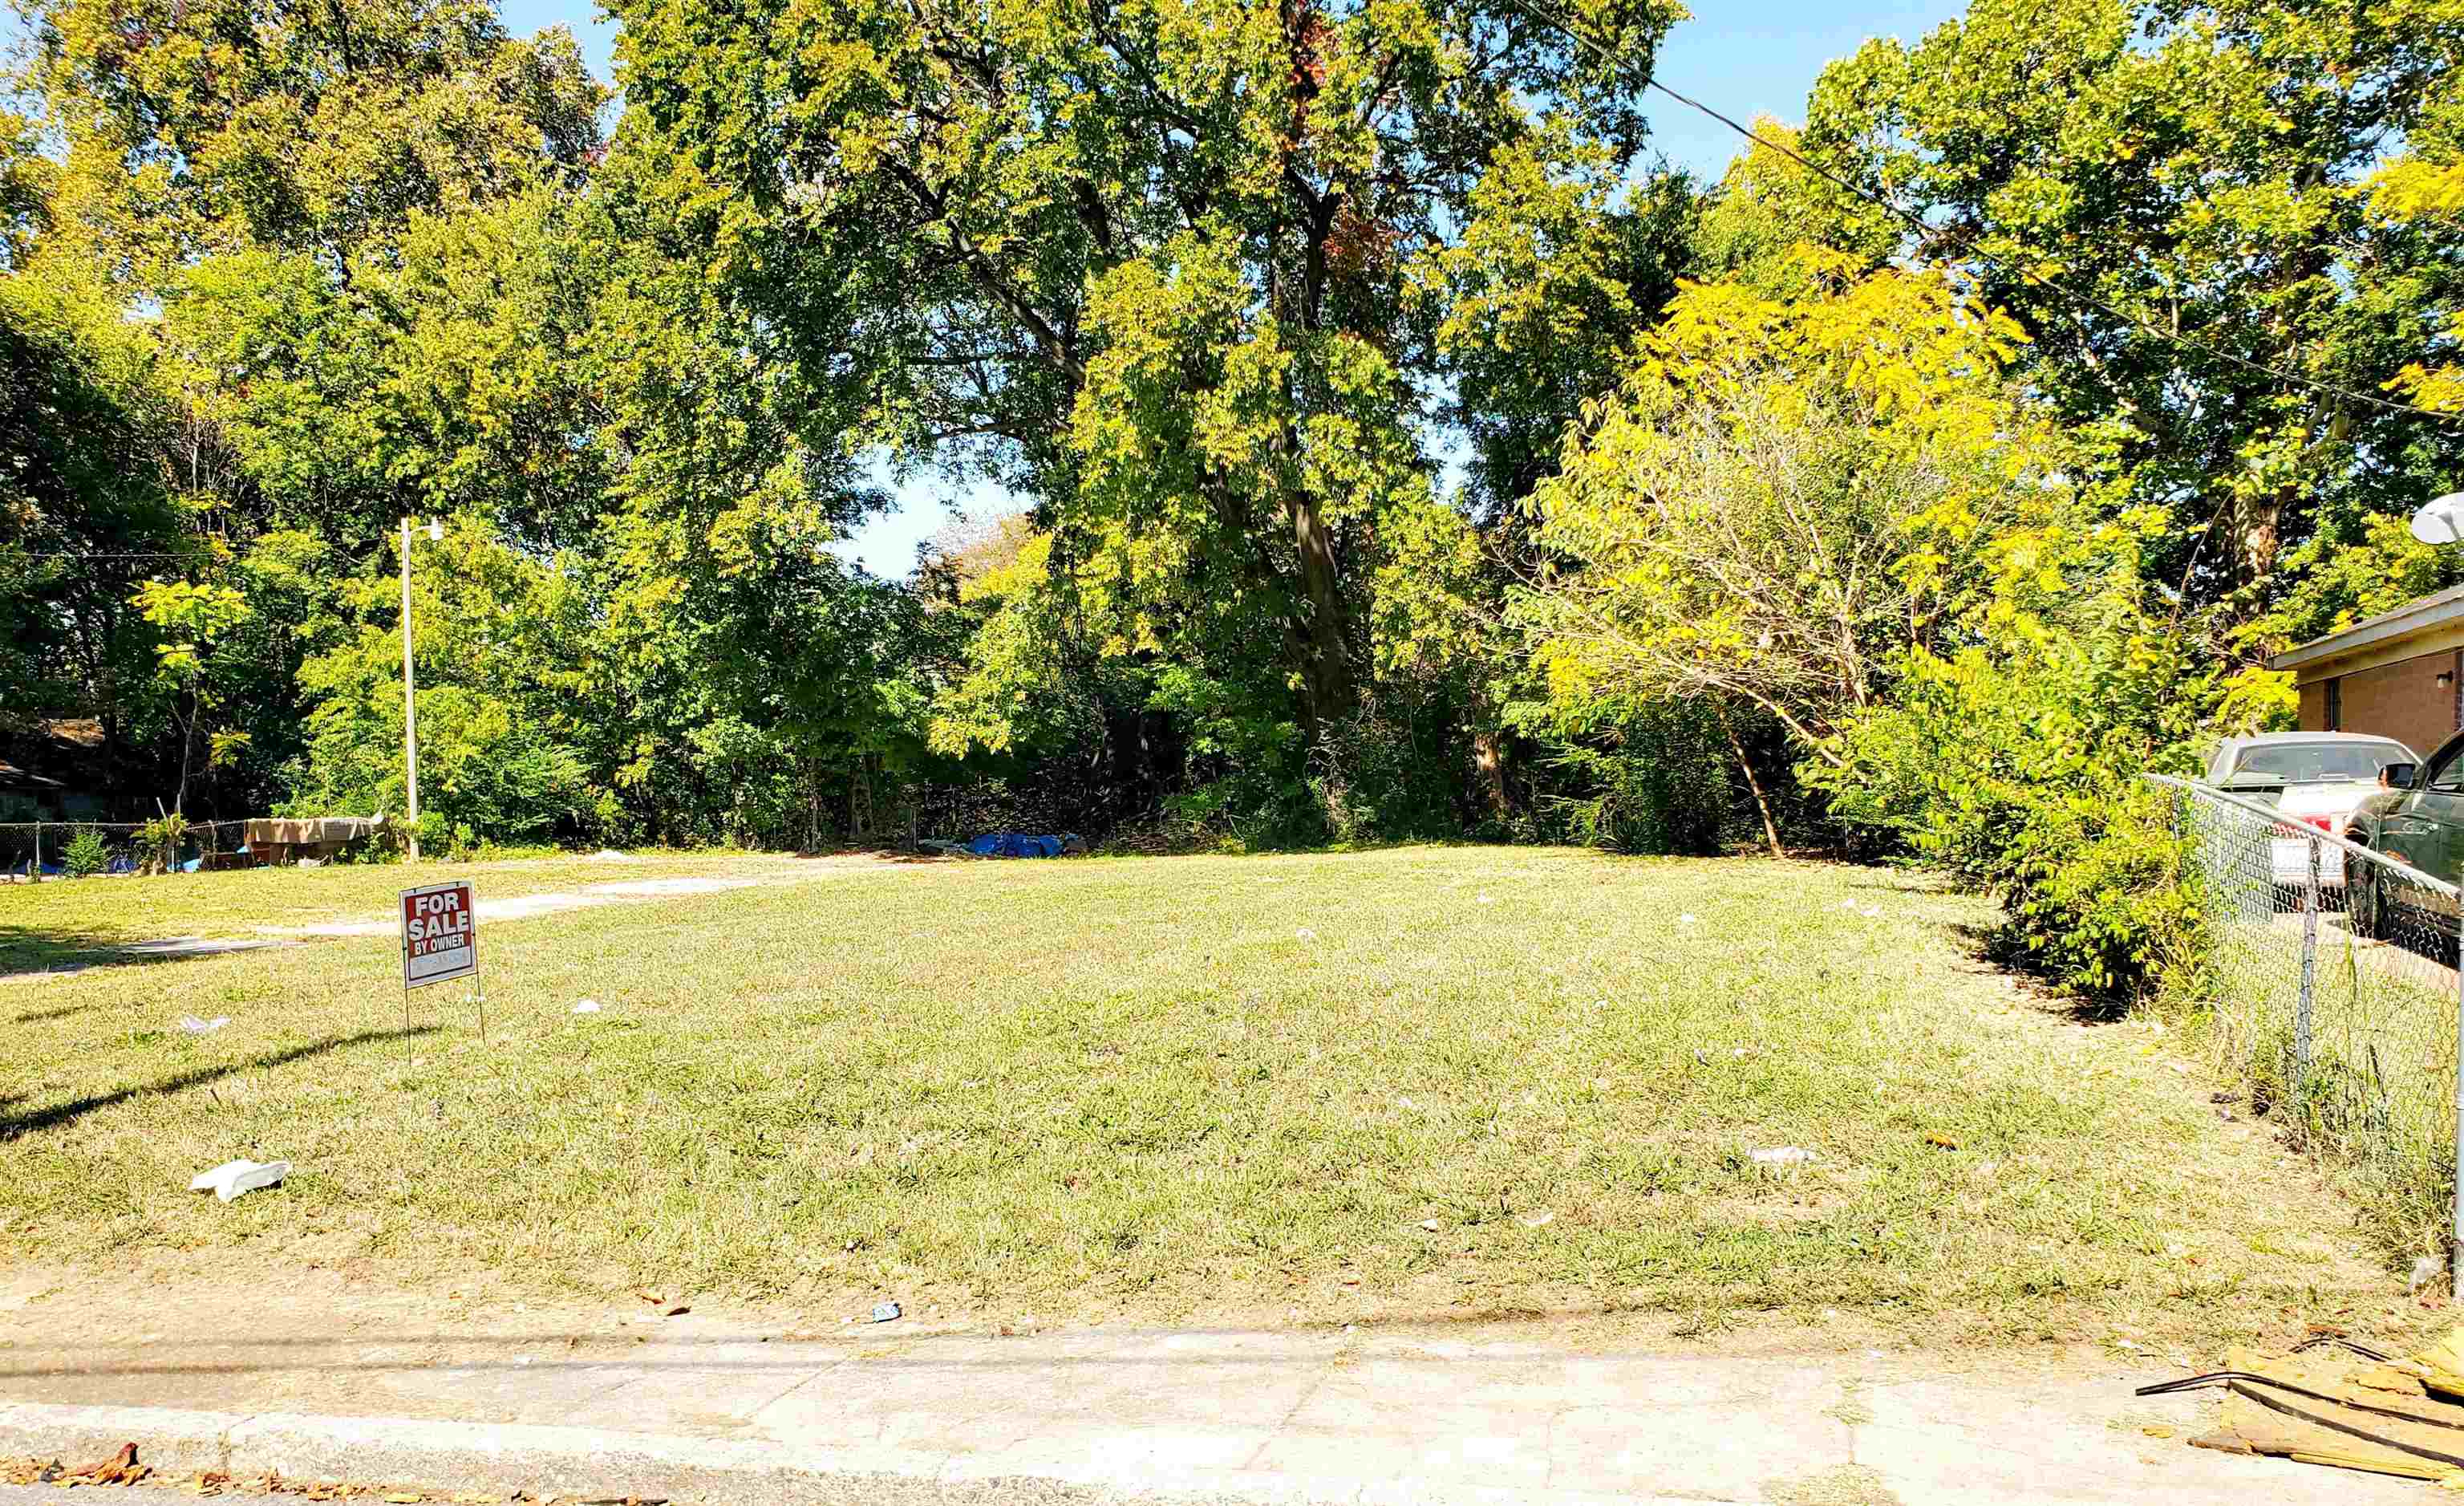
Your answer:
[1800,0,2464,632]
[0,272,188,780]
[611,0,1683,767]
[18,0,602,277]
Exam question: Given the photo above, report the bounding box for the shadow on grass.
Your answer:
[1939,919,2136,1025]
[2,924,301,988]
[0,921,125,979]
[10,1000,102,1025]
[0,1025,439,1143]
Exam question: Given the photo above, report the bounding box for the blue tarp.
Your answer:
[966,832,1076,859]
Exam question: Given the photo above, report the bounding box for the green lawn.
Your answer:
[0,846,2397,1343]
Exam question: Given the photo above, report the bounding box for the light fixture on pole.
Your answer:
[399,517,443,862]
[2410,491,2464,546]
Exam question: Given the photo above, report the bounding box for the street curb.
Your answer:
[0,1399,1664,1506]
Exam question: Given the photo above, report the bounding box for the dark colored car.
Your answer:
[2344,729,2464,940]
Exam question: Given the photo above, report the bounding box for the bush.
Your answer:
[1307,706,1467,846]
[137,812,187,873]
[1538,701,1733,855]
[61,828,109,878]
[1814,617,2274,1003]
[288,684,601,848]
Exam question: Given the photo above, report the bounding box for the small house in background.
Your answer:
[0,719,112,825]
[2269,587,2464,756]
[0,719,116,872]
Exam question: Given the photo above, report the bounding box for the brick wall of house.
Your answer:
[2300,679,2330,733]
[2319,648,2462,759]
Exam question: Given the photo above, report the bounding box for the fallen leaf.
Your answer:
[68,1443,137,1484]
[663,1304,691,1317]
[2142,1424,2174,1439]
[634,1291,663,1305]
[383,1493,425,1503]
[1925,1132,1960,1151]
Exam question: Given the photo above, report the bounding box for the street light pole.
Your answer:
[2410,491,2464,1295]
[401,515,421,862]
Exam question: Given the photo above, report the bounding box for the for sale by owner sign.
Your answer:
[401,879,478,988]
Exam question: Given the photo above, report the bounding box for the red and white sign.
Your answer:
[401,880,478,989]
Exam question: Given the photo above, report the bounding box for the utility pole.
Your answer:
[400,517,441,862]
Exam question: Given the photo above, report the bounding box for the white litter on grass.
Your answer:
[1678,913,1699,925]
[1418,1219,1442,1232]
[177,1015,231,1034]
[1861,906,1882,919]
[1749,1147,1817,1168]
[1476,894,1495,906]
[1519,1211,1555,1228]
[589,849,636,862]
[2412,1254,2445,1296]
[1295,928,1316,941]
[571,999,602,1014]
[188,1159,290,1203]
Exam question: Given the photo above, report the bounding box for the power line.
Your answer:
[6,551,222,560]
[1501,0,2464,427]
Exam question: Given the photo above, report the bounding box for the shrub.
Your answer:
[1537,701,1733,856]
[137,812,187,873]
[61,828,109,878]
[1307,706,1466,846]
[1814,613,2280,1003]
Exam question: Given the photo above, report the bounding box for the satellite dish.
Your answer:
[2413,492,2464,546]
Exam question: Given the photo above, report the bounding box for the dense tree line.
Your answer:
[6,0,2463,956]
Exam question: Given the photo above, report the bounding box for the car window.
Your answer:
[2429,733,2464,793]
[2228,741,2411,785]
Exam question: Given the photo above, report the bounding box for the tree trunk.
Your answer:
[1289,489,1355,728]
[1716,703,1784,860]
[172,689,197,818]
[1471,728,1509,822]
[2238,493,2283,587]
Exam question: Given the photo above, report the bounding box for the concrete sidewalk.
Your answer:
[0,1310,2424,1505]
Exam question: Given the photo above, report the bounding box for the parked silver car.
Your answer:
[2202,731,2419,887]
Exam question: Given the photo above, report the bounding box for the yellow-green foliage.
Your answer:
[1517,250,2090,756]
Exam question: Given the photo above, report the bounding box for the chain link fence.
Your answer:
[0,818,256,875]
[2148,773,2464,1268]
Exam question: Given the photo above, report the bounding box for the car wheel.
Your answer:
[2351,863,2385,940]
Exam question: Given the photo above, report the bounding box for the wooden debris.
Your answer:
[2178,1344,2464,1481]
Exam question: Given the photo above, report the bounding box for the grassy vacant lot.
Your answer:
[0,846,2397,1343]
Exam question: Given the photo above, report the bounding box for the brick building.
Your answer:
[2268,587,2464,757]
